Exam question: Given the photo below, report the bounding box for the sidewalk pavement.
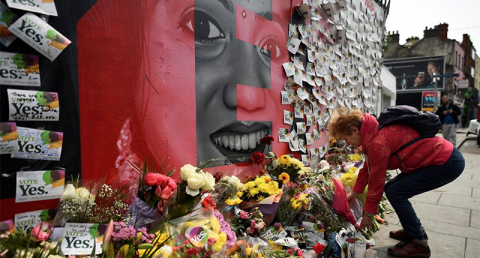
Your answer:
[373,130,480,258]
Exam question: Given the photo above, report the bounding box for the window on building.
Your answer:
[455,51,458,68]
[472,49,476,60]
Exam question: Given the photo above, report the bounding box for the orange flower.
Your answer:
[279,172,290,184]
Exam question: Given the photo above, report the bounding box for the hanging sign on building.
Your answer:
[15,170,65,203]
[6,0,57,16]
[421,91,440,112]
[8,13,71,61]
[11,127,63,161]
[8,89,59,121]
[0,2,18,47]
[457,79,469,89]
[0,122,18,154]
[0,52,40,86]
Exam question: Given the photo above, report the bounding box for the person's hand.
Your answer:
[347,191,360,203]
[360,213,374,230]
[449,109,453,114]
[414,76,424,86]
[443,110,447,115]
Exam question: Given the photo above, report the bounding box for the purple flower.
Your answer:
[214,210,237,247]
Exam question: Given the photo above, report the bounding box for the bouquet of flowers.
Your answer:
[54,180,129,225]
[127,157,176,227]
[230,208,266,236]
[164,207,227,257]
[0,222,61,258]
[211,175,244,212]
[264,155,308,183]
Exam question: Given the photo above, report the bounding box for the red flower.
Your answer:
[144,173,158,186]
[261,135,275,145]
[313,243,326,254]
[186,248,199,256]
[167,179,177,191]
[201,195,217,209]
[156,174,167,188]
[250,151,265,165]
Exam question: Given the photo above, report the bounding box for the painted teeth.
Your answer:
[213,130,268,151]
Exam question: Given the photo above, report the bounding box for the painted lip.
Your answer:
[210,122,270,162]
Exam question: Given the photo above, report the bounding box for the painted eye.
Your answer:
[179,10,225,43]
[258,36,284,62]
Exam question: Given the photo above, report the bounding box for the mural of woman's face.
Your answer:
[191,0,278,164]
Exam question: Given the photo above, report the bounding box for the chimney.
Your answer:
[424,26,437,38]
[405,36,419,47]
[435,23,448,40]
[390,30,399,44]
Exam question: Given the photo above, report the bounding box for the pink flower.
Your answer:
[239,211,249,219]
[156,175,167,188]
[160,186,174,200]
[144,173,158,186]
[167,179,177,191]
[30,223,51,242]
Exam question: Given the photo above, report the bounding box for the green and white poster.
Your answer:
[16,170,65,203]
[61,223,105,255]
[0,2,18,47]
[6,0,58,16]
[0,52,41,86]
[8,89,59,121]
[8,13,71,61]
[11,127,63,160]
[14,209,57,231]
[0,122,18,154]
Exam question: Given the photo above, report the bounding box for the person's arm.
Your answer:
[360,143,390,214]
[352,160,369,195]
[452,105,462,116]
[435,106,443,117]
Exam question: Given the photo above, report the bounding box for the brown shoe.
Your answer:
[389,227,427,241]
[388,239,431,258]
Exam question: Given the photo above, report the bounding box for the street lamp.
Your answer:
[432,73,459,110]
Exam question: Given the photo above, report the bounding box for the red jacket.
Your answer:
[353,114,452,213]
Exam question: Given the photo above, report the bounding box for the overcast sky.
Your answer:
[385,0,480,51]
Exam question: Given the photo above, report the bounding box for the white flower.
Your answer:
[61,184,76,201]
[229,176,243,191]
[186,186,199,196]
[159,245,173,257]
[187,172,206,190]
[180,164,197,180]
[201,172,215,191]
[319,160,329,168]
[76,187,92,200]
[272,159,278,169]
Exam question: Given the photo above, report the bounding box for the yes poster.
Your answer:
[16,170,65,203]
[14,209,57,231]
[0,52,40,86]
[8,13,71,61]
[0,2,18,47]
[0,122,18,154]
[11,127,63,161]
[61,223,105,255]
[6,0,57,16]
[8,89,59,121]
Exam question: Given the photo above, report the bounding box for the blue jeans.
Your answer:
[384,147,465,240]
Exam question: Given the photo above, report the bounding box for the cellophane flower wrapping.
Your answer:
[165,207,226,257]
[127,197,163,228]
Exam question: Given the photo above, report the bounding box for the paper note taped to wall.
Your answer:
[11,127,63,161]
[0,122,18,154]
[0,52,41,86]
[0,2,18,46]
[8,13,70,61]
[8,89,59,121]
[16,170,65,203]
[6,0,57,16]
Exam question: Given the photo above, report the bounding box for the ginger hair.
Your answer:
[326,108,363,139]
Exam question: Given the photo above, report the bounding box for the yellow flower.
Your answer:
[248,188,260,197]
[258,183,270,193]
[269,241,283,251]
[279,172,290,184]
[278,155,292,166]
[349,153,363,162]
[210,218,220,233]
[347,167,358,174]
[340,172,357,189]
[226,196,243,205]
[236,191,244,198]
[257,196,265,201]
[213,232,226,252]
